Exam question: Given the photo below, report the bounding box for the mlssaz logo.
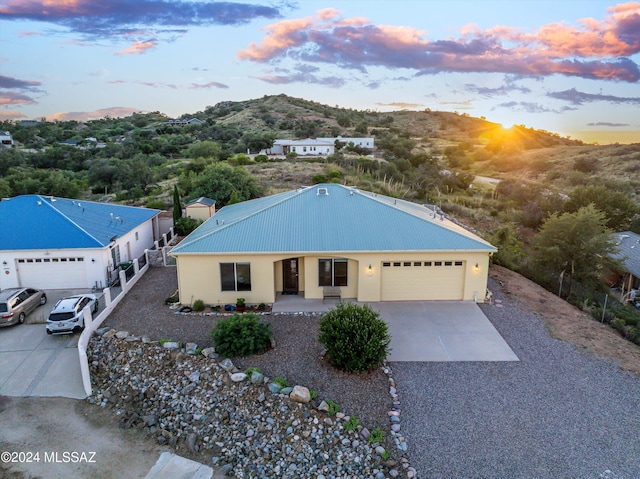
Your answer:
[44,451,97,463]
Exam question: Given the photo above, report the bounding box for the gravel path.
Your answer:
[103,266,392,441]
[393,277,640,479]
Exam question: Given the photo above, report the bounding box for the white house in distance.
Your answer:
[261,137,375,156]
[0,195,168,291]
[0,131,14,149]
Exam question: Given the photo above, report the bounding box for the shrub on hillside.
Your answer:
[175,216,201,236]
[319,303,391,372]
[210,313,272,357]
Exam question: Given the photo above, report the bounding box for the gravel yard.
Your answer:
[104,266,640,479]
[103,266,392,437]
[394,276,640,479]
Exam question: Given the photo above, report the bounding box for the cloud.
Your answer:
[254,64,346,87]
[375,102,424,109]
[547,87,640,105]
[0,110,27,120]
[0,1,282,43]
[0,75,43,109]
[493,101,578,114]
[115,40,157,55]
[0,91,38,106]
[587,122,630,127]
[189,81,229,89]
[0,75,41,90]
[238,4,640,82]
[465,77,532,97]
[47,107,141,121]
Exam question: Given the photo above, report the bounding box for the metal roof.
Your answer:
[186,197,216,207]
[612,231,640,277]
[0,195,160,250]
[172,184,496,255]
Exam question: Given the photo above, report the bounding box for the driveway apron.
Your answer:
[373,301,518,362]
[0,325,86,399]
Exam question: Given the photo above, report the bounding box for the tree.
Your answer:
[565,185,639,231]
[186,140,222,160]
[186,162,261,207]
[172,184,182,223]
[531,205,620,298]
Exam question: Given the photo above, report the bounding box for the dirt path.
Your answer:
[0,396,168,479]
[490,265,640,374]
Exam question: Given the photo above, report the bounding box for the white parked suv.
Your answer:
[46,294,98,335]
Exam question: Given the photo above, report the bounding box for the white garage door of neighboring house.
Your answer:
[16,257,88,289]
[380,260,465,301]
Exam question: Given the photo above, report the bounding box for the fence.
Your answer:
[77,252,151,397]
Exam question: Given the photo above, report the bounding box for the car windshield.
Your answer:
[48,312,75,321]
[0,303,7,313]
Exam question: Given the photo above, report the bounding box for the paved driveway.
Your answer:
[373,301,518,362]
[0,325,86,398]
[0,289,101,399]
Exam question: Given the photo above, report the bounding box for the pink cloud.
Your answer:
[238,4,640,82]
[18,30,41,37]
[0,91,37,106]
[115,40,157,56]
[0,110,27,120]
[47,107,140,121]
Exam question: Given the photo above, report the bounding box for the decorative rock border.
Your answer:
[89,328,414,478]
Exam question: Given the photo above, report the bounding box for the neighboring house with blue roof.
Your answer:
[0,195,164,290]
[170,184,496,305]
[611,231,640,303]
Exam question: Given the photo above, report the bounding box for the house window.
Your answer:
[455,261,463,266]
[382,262,391,267]
[135,232,139,241]
[414,262,422,266]
[220,263,251,292]
[445,261,453,266]
[393,262,401,267]
[403,262,411,267]
[318,258,348,287]
[111,245,121,267]
[434,261,442,266]
[424,262,432,266]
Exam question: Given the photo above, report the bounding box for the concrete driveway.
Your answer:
[373,301,518,362]
[0,289,102,399]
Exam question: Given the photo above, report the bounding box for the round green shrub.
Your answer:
[193,299,205,311]
[319,303,391,372]
[209,313,273,357]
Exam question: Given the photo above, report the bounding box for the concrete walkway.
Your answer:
[0,325,86,399]
[145,453,214,479]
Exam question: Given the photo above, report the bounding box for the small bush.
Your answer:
[273,377,289,388]
[175,216,201,236]
[368,428,385,443]
[146,199,167,209]
[326,400,340,415]
[343,416,360,432]
[309,389,318,400]
[193,299,205,311]
[209,313,273,357]
[380,450,391,460]
[244,366,262,375]
[312,174,327,184]
[319,303,391,372]
[164,295,179,305]
[254,154,268,162]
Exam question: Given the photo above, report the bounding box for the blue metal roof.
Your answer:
[172,184,495,254]
[612,231,640,277]
[0,195,160,250]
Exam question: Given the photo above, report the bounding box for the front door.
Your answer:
[282,258,299,294]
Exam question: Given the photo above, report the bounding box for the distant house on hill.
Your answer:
[611,231,640,304]
[261,136,375,156]
[165,118,203,127]
[1,131,14,149]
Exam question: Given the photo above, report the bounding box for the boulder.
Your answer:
[289,385,311,403]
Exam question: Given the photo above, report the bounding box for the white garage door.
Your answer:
[381,260,465,301]
[17,257,88,289]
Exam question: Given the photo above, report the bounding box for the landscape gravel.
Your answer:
[393,277,640,479]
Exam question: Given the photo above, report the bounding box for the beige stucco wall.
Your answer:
[174,250,491,306]
[185,204,214,222]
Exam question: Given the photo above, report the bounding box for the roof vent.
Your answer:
[317,187,328,196]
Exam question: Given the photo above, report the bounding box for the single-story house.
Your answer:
[1,131,14,149]
[165,118,203,127]
[261,137,375,156]
[0,195,167,291]
[170,184,496,306]
[611,231,640,302]
[185,197,216,222]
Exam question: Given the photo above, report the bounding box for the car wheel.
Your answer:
[40,294,47,305]
[73,326,82,334]
[93,301,99,313]
[18,312,26,324]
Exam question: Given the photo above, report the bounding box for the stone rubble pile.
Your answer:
[87,329,417,479]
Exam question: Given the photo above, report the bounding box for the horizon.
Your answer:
[1,1,639,145]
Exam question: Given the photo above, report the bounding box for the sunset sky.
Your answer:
[1,1,639,144]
